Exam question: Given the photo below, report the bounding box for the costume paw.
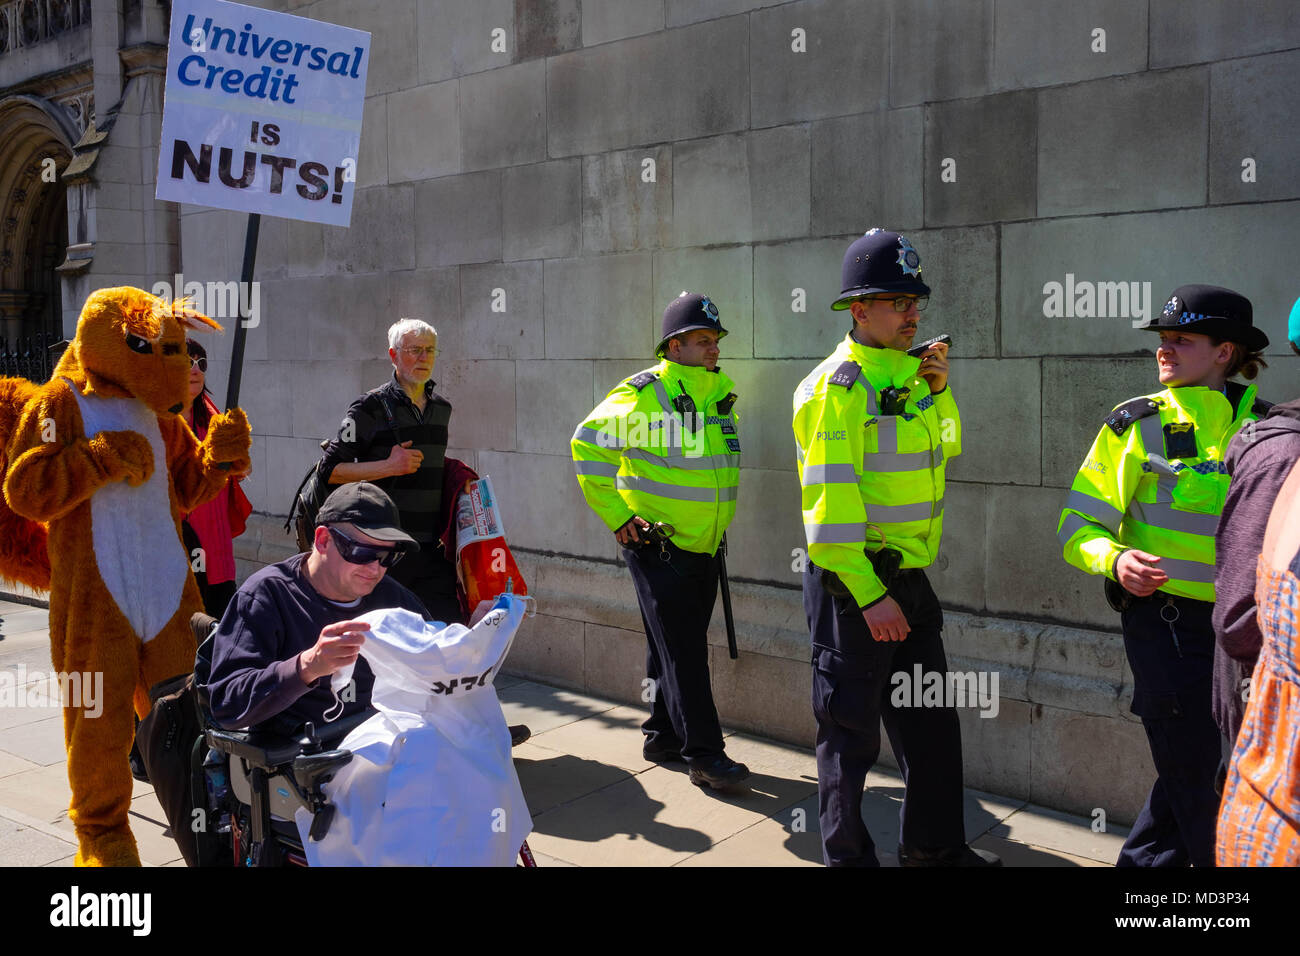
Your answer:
[89,429,154,487]
[74,826,141,867]
[202,407,252,474]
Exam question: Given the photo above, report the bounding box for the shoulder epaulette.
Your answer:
[627,371,658,391]
[1252,398,1274,418]
[1105,397,1160,436]
[828,360,861,389]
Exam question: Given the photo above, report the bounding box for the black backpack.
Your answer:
[135,614,228,867]
[285,388,399,553]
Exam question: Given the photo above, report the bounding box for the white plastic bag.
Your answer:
[294,593,532,866]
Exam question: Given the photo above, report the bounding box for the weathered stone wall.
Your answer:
[169,0,1300,824]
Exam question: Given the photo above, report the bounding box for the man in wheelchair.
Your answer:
[197,482,431,866]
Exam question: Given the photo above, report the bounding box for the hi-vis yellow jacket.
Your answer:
[1057,383,1268,603]
[792,334,961,607]
[571,359,740,556]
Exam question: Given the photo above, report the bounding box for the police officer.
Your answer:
[1058,284,1273,867]
[571,293,749,790]
[793,229,997,866]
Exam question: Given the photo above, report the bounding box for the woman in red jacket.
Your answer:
[181,339,252,618]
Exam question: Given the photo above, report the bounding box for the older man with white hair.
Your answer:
[320,318,460,616]
[319,319,530,747]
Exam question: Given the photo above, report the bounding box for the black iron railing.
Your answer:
[0,0,90,55]
[0,331,58,382]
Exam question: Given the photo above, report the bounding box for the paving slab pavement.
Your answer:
[0,598,1128,867]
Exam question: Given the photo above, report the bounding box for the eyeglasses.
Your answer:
[326,527,405,569]
[866,295,929,313]
[398,346,439,358]
[190,357,208,372]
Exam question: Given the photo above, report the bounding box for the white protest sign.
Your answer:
[155,0,369,226]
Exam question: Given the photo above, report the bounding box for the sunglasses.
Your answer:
[327,526,405,568]
[190,357,208,372]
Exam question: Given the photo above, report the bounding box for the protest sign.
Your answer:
[155,0,370,226]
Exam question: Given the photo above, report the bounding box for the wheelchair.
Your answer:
[188,613,536,867]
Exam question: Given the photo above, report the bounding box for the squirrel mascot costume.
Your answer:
[0,287,251,866]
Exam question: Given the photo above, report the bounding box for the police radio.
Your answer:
[907,334,952,358]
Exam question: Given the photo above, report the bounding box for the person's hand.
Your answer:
[469,600,494,626]
[386,440,423,476]
[863,595,910,642]
[298,620,370,683]
[1115,549,1169,598]
[91,429,154,486]
[615,515,652,546]
[916,342,949,394]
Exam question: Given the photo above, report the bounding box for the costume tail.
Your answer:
[0,376,51,591]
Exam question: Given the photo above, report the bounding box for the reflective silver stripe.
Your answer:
[934,445,945,468]
[1155,556,1216,585]
[651,379,675,415]
[573,424,622,449]
[805,522,865,544]
[802,463,860,484]
[1126,499,1220,537]
[623,448,734,471]
[860,380,879,415]
[718,485,739,502]
[865,499,942,523]
[863,449,932,473]
[1064,489,1123,535]
[574,460,619,477]
[1056,513,1099,547]
[795,442,805,465]
[874,415,898,455]
[617,475,716,502]
[1138,412,1164,457]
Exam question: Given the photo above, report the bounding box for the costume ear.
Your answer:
[168,298,223,334]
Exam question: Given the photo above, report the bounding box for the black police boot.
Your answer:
[898,844,1002,867]
[509,724,531,747]
[688,755,751,791]
[642,737,684,763]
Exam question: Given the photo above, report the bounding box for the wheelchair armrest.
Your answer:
[205,707,375,772]
[206,728,304,771]
[292,750,353,794]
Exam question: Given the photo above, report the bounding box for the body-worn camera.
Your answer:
[879,386,910,416]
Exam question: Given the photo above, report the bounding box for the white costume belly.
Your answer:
[68,382,188,643]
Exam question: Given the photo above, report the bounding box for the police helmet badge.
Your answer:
[1163,296,1179,317]
[896,236,921,278]
[700,296,719,325]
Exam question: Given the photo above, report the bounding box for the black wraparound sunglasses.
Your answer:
[327,526,405,568]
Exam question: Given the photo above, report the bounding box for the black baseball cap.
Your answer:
[316,482,420,551]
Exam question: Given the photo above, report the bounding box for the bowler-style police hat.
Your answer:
[831,228,931,310]
[655,292,728,356]
[1138,284,1269,352]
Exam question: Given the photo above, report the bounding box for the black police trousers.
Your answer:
[805,562,965,866]
[1116,593,1220,868]
[623,539,726,766]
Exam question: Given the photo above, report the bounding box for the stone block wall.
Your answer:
[158,0,1300,822]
